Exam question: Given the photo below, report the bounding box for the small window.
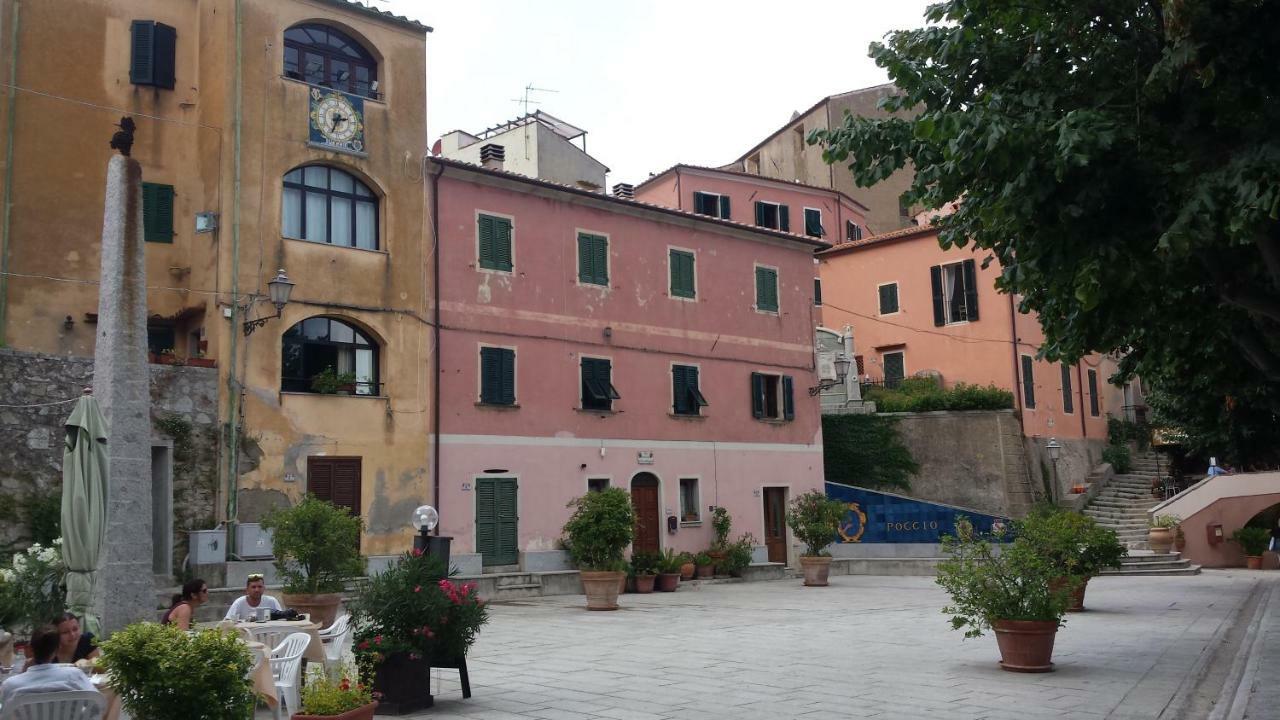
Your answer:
[1021,355,1036,409]
[587,478,609,493]
[882,351,905,389]
[755,266,779,313]
[803,208,824,238]
[284,23,378,98]
[750,372,794,421]
[479,347,516,405]
[477,214,513,271]
[693,191,731,219]
[878,283,899,315]
[130,21,176,90]
[577,233,609,286]
[581,357,620,411]
[1087,369,1101,417]
[746,153,761,174]
[679,478,701,523]
[753,201,790,231]
[142,183,175,243]
[1060,364,1074,414]
[282,316,379,395]
[846,220,863,242]
[147,322,176,355]
[930,259,979,325]
[670,249,696,299]
[672,364,709,416]
[282,166,378,249]
[814,277,823,307]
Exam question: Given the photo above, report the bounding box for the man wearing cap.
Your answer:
[224,574,283,621]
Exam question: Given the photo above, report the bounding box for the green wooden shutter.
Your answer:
[670,250,695,298]
[930,265,945,326]
[719,195,731,219]
[751,372,766,418]
[814,277,823,307]
[756,268,778,311]
[578,234,608,285]
[577,233,593,283]
[476,478,518,566]
[779,205,790,232]
[475,480,497,563]
[1060,364,1074,414]
[142,183,174,243]
[962,259,980,321]
[495,479,518,565]
[479,347,499,403]
[130,21,155,85]
[754,202,766,226]
[478,215,495,268]
[500,349,516,404]
[1021,356,1036,409]
[494,217,513,271]
[672,365,688,414]
[782,376,795,420]
[1088,370,1100,416]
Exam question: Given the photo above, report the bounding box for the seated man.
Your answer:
[224,573,283,621]
[0,624,97,707]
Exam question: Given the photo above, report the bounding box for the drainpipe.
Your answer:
[1008,293,1023,415]
[223,0,244,553]
[674,167,682,211]
[429,161,444,534]
[0,1,20,346]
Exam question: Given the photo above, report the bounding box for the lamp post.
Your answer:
[1046,437,1062,504]
[242,268,295,336]
[411,505,452,569]
[809,352,853,396]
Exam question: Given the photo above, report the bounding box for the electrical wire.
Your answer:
[0,396,80,408]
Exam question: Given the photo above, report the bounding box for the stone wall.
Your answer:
[0,349,219,575]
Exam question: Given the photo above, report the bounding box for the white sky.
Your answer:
[378,0,934,186]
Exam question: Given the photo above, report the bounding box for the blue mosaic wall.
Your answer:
[825,482,1009,544]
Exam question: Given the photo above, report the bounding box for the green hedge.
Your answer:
[864,377,1014,413]
[822,414,919,491]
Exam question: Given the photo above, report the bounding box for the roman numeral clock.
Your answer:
[309,88,365,155]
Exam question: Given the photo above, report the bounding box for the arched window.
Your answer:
[282,317,380,395]
[283,23,378,98]
[282,166,378,249]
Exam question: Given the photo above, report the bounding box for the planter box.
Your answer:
[372,653,432,715]
[293,702,377,720]
[187,357,217,368]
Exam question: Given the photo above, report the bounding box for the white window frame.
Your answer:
[938,261,973,325]
[692,191,728,219]
[586,476,611,493]
[574,227,611,289]
[678,476,703,525]
[755,200,782,230]
[802,206,824,238]
[474,208,516,276]
[666,245,698,302]
[881,350,906,386]
[755,370,784,420]
[754,262,781,315]
[476,342,518,406]
[846,219,863,242]
[877,281,901,316]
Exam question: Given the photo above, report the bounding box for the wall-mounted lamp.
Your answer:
[63,315,74,331]
[242,268,295,336]
[808,353,852,396]
[603,326,613,339]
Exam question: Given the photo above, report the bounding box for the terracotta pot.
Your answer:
[799,556,832,587]
[1175,533,1187,551]
[371,653,432,714]
[619,574,629,595]
[186,357,217,368]
[293,701,378,720]
[634,574,656,593]
[656,573,680,592]
[581,570,623,610]
[679,562,695,580]
[695,564,714,579]
[1050,576,1088,612]
[282,593,343,629]
[993,619,1059,673]
[1246,555,1263,570]
[1148,527,1175,554]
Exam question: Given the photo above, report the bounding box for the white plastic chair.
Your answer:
[269,632,311,718]
[244,626,284,653]
[319,614,352,670]
[0,690,106,720]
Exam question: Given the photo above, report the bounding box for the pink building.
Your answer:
[429,155,828,573]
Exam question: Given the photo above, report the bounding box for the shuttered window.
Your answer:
[1061,364,1074,414]
[479,347,516,405]
[693,192,731,219]
[882,351,905,388]
[670,249,696,299]
[1021,355,1036,409]
[750,372,793,421]
[1087,369,1101,417]
[755,266,779,312]
[581,357,620,411]
[754,201,789,231]
[577,233,609,286]
[672,364,709,416]
[803,208,823,238]
[130,21,176,90]
[814,277,823,307]
[475,478,518,566]
[846,220,863,242]
[142,183,175,243]
[878,283,899,314]
[307,456,362,519]
[930,259,979,325]
[478,214,513,271]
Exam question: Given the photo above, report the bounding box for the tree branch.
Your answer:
[1256,229,1280,290]
[1221,291,1280,325]
[1231,326,1280,384]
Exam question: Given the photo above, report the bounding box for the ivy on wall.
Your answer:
[822,414,920,491]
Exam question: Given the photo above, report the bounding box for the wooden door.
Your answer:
[307,456,362,517]
[763,487,788,564]
[631,474,660,555]
[476,478,518,566]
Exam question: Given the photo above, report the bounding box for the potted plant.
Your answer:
[0,539,66,641]
[785,491,848,586]
[1147,514,1180,554]
[630,552,659,594]
[655,549,682,592]
[187,350,217,369]
[709,506,732,566]
[294,663,376,720]
[719,533,757,578]
[694,552,715,579]
[261,495,366,628]
[311,366,358,395]
[936,517,1072,673]
[1232,526,1271,569]
[678,552,696,580]
[348,550,488,714]
[1018,506,1126,611]
[562,487,634,610]
[99,623,256,720]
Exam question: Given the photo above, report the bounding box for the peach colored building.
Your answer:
[429,156,828,572]
[1152,473,1280,568]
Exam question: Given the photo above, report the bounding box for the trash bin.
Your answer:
[414,534,452,572]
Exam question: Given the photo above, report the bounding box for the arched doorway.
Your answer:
[631,473,661,555]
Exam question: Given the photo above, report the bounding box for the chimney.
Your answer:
[612,183,634,200]
[479,143,505,171]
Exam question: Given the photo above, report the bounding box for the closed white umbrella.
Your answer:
[61,390,109,636]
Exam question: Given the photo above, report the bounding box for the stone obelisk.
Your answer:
[92,118,154,633]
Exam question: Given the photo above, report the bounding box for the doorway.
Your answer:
[475,477,518,567]
[631,473,661,555]
[151,446,173,576]
[763,487,788,564]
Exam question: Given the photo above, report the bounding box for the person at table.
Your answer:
[0,624,97,706]
[162,578,208,630]
[52,612,99,664]
[224,573,282,621]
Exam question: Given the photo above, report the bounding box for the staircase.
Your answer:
[1083,450,1201,575]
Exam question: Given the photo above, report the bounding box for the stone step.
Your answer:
[1123,553,1183,563]
[1099,564,1201,576]
[1112,560,1191,571]
[1085,509,1151,517]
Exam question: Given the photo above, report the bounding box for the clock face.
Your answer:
[309,89,365,154]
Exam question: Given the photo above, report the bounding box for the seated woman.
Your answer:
[0,625,97,707]
[53,612,99,664]
[161,579,209,630]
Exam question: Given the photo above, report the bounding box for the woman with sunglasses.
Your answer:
[161,579,209,630]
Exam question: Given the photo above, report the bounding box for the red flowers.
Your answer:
[357,640,370,651]
[414,585,421,593]
[411,547,424,557]
[374,635,382,645]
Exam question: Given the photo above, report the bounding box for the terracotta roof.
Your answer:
[317,0,433,33]
[634,163,871,213]
[429,157,830,250]
[817,223,938,258]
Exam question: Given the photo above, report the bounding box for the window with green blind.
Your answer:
[1087,369,1100,416]
[479,346,516,405]
[580,357,620,411]
[142,182,175,243]
[477,214,513,271]
[1060,364,1074,414]
[1021,355,1036,409]
[669,249,696,299]
[755,266,779,312]
[672,364,709,416]
[577,233,609,286]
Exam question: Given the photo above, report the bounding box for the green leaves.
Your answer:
[784,491,848,557]
[821,414,919,492]
[100,624,255,720]
[562,488,635,571]
[261,496,365,594]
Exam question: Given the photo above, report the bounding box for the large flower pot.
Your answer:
[1246,555,1263,570]
[1050,577,1088,612]
[799,556,832,587]
[1148,527,1175,554]
[294,701,378,720]
[282,593,343,629]
[634,574,656,593]
[581,570,623,611]
[993,620,1059,673]
[679,562,695,580]
[656,573,680,592]
[618,574,628,595]
[372,653,432,714]
[695,564,714,579]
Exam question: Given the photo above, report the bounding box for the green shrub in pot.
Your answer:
[562,488,635,609]
[1232,526,1270,557]
[261,495,365,627]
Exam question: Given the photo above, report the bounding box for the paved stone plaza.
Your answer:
[342,570,1277,720]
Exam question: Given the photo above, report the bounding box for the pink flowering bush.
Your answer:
[348,549,488,678]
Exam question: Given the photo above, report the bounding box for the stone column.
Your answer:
[92,153,154,633]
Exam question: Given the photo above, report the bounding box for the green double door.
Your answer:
[475,478,518,566]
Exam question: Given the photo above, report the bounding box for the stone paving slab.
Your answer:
[258,570,1269,719]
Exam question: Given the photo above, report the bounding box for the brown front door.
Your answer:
[307,456,362,517]
[763,487,788,564]
[631,473,660,555]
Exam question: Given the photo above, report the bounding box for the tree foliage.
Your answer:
[810,0,1280,464]
[822,414,919,491]
[261,495,365,594]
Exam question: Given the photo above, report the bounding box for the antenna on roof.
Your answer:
[511,83,558,115]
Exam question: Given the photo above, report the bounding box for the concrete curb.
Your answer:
[1207,580,1278,720]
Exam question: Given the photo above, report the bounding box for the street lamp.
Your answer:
[809,352,853,396]
[410,505,452,569]
[243,268,296,336]
[1046,438,1062,504]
